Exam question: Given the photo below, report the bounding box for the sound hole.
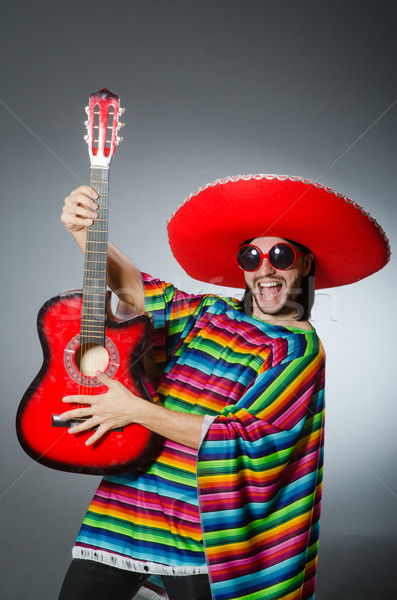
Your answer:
[55,337,122,429]
[74,343,110,377]
[64,335,119,386]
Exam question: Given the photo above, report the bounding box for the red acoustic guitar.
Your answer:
[16,89,159,475]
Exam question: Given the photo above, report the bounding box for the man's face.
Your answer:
[243,236,314,323]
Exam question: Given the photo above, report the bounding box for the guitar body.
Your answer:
[16,291,159,475]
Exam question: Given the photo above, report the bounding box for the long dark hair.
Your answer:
[238,239,315,321]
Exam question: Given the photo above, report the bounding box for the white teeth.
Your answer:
[259,282,280,288]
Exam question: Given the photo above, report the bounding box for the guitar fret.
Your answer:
[84,285,106,289]
[82,302,106,307]
[81,316,106,320]
[81,305,106,309]
[83,294,106,298]
[82,302,106,306]
[81,319,105,323]
[80,331,105,336]
[80,332,105,337]
[80,333,105,339]
[80,160,110,343]
[82,305,105,309]
[81,317,106,321]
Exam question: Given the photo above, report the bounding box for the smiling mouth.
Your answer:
[258,281,283,301]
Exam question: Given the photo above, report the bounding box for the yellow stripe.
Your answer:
[207,511,313,555]
[89,504,203,540]
[262,350,323,413]
[199,463,285,485]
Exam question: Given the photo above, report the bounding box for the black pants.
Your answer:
[58,559,212,600]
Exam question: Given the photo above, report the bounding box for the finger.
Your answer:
[60,212,96,229]
[59,407,93,421]
[85,424,109,446]
[64,195,98,211]
[95,370,114,388]
[64,194,98,212]
[68,418,99,435]
[61,196,98,231]
[62,395,96,404]
[70,185,99,199]
[62,202,98,221]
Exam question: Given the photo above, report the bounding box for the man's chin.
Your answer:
[253,294,283,317]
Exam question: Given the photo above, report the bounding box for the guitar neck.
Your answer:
[81,167,110,347]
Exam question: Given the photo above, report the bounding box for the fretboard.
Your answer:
[80,167,109,346]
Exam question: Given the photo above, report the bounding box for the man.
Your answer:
[58,174,389,600]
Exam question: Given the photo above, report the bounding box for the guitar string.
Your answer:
[84,164,108,417]
[77,105,112,429]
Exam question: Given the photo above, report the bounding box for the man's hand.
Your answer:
[61,185,99,234]
[60,184,145,311]
[60,371,149,446]
[60,370,205,450]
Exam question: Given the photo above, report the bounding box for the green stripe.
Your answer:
[204,495,315,544]
[83,514,203,550]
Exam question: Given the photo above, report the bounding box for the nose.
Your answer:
[256,256,276,276]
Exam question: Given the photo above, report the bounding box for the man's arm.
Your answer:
[60,187,206,447]
[60,370,205,450]
[61,185,145,313]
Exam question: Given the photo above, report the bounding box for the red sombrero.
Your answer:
[167,174,390,289]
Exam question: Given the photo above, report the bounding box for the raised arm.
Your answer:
[61,185,145,313]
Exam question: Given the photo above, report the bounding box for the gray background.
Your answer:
[1,1,396,598]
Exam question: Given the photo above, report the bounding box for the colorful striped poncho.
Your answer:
[73,274,325,600]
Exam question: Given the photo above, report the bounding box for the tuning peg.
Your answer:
[118,107,125,116]
[84,134,89,142]
[85,106,89,114]
[115,136,124,145]
[117,122,125,130]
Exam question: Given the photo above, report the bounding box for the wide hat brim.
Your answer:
[167,174,390,290]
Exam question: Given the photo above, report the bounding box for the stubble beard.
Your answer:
[250,273,304,319]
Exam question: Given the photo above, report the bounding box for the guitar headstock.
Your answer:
[84,88,125,167]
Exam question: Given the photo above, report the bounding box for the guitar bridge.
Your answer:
[52,415,123,432]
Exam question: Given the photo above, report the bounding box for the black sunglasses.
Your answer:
[237,242,304,272]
